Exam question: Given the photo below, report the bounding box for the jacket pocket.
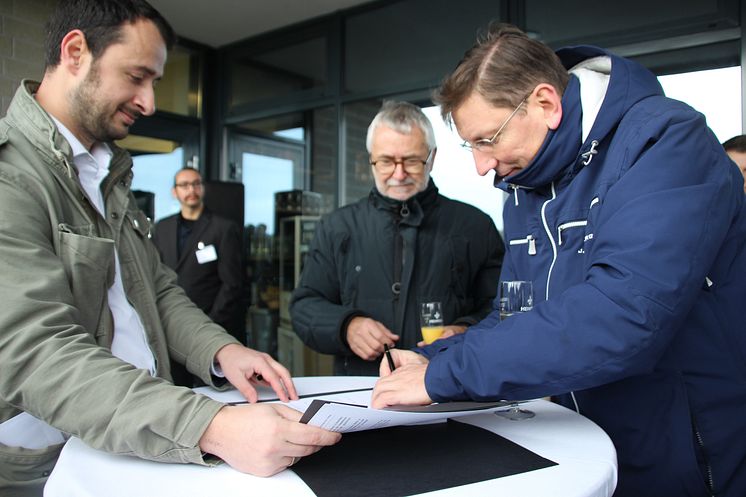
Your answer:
[508,234,537,256]
[556,219,589,255]
[0,441,63,496]
[669,378,716,496]
[57,224,115,338]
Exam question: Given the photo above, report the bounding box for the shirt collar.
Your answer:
[50,116,113,166]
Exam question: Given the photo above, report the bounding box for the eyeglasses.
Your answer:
[370,149,433,174]
[461,96,528,152]
[174,180,203,190]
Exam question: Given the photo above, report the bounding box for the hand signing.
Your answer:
[371,362,432,409]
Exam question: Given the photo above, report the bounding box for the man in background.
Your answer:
[0,1,338,494]
[153,167,245,385]
[290,101,504,375]
[722,134,746,192]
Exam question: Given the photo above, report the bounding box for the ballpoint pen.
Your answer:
[383,343,396,372]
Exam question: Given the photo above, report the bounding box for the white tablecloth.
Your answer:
[44,376,617,497]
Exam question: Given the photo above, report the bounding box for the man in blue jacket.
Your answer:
[372,23,746,497]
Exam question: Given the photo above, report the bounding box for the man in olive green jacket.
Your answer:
[0,2,339,496]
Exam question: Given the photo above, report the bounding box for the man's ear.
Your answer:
[533,83,563,130]
[59,29,89,75]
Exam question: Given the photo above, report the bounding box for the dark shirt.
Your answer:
[176,215,195,259]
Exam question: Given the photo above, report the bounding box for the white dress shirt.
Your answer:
[53,118,156,375]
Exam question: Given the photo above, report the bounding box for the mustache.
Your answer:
[121,106,143,121]
[386,178,416,186]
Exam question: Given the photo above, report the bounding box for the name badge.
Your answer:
[195,243,218,264]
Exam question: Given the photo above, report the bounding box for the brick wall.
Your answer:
[0,0,55,114]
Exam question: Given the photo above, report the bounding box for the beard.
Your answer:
[68,63,139,144]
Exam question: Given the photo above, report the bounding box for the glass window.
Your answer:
[126,143,184,221]
[235,113,305,141]
[229,136,305,235]
[658,66,742,143]
[345,0,503,94]
[525,0,737,48]
[227,35,328,112]
[275,128,304,141]
[423,106,504,232]
[156,45,202,117]
[243,154,295,235]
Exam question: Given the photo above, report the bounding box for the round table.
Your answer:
[44,376,617,497]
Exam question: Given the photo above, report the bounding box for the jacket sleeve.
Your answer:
[424,106,743,402]
[0,173,226,464]
[452,217,504,326]
[289,216,361,355]
[206,220,243,336]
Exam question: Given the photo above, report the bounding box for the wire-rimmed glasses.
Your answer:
[460,96,528,153]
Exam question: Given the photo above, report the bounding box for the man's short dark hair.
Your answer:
[722,135,746,153]
[173,166,201,186]
[44,0,176,70]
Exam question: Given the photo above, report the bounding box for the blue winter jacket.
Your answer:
[421,46,746,497]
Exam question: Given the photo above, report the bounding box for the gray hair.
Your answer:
[366,101,436,152]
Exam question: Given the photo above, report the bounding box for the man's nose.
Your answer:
[472,149,496,176]
[134,85,156,117]
[391,161,408,180]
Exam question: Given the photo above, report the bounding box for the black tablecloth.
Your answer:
[292,418,557,497]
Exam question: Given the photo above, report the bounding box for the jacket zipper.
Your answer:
[557,220,588,246]
[540,181,558,301]
[540,182,582,414]
[509,235,536,255]
[692,413,715,496]
[509,184,520,206]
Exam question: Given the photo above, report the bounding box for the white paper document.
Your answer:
[203,380,516,434]
[289,389,513,433]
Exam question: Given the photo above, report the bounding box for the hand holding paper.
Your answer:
[215,344,298,403]
[199,403,341,476]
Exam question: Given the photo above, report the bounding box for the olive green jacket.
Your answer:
[0,81,239,488]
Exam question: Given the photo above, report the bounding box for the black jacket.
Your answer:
[153,208,244,342]
[290,180,505,375]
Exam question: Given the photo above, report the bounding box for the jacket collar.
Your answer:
[369,178,439,226]
[501,75,584,191]
[5,80,134,189]
[497,45,664,193]
[5,81,75,176]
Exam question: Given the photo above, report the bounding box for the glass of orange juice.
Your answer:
[420,301,444,344]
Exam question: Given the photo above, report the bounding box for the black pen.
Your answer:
[383,343,396,372]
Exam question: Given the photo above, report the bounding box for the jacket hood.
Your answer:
[498,45,664,191]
